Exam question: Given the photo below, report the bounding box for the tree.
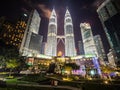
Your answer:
[101,65,116,80]
[65,63,79,70]
[0,44,6,67]
[0,45,26,75]
[48,63,56,73]
[64,63,79,75]
[101,65,115,74]
[6,59,20,76]
[17,56,28,71]
[0,56,5,67]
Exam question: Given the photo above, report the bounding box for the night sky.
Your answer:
[0,0,110,54]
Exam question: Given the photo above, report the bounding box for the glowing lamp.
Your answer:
[57,51,62,56]
[90,70,95,75]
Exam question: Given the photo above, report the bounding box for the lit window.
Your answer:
[6,42,9,44]
[12,36,14,40]
[4,33,6,37]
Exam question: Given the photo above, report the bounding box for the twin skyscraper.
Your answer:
[45,9,76,56]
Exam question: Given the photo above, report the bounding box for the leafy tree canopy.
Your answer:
[64,63,79,70]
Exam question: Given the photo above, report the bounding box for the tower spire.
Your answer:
[65,7,71,17]
[51,8,56,16]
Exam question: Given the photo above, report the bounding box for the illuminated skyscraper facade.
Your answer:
[78,40,84,55]
[64,9,76,56]
[29,33,43,54]
[45,9,76,57]
[97,0,120,66]
[20,9,41,56]
[107,49,116,67]
[80,23,98,56]
[40,42,46,54]
[94,35,106,65]
[45,9,57,56]
[0,14,28,49]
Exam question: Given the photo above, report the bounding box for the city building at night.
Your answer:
[45,9,76,57]
[80,23,98,56]
[0,20,14,45]
[40,42,47,54]
[29,32,43,55]
[97,0,120,66]
[78,40,84,55]
[0,13,27,49]
[45,9,57,56]
[2,0,120,83]
[64,9,76,56]
[94,35,106,65]
[14,13,28,48]
[107,49,116,67]
[20,9,41,56]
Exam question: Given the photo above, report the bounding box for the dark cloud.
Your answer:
[92,0,105,8]
[37,4,51,19]
[23,0,35,8]
[22,0,52,19]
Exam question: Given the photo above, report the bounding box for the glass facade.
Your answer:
[94,35,106,65]
[80,23,98,56]
[78,41,84,55]
[97,0,120,66]
[106,1,117,17]
[83,29,91,39]
[29,10,41,34]
[21,9,41,56]
[29,32,43,53]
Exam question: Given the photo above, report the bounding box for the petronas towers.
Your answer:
[45,9,57,56]
[45,9,76,56]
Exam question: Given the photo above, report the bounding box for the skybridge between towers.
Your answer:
[57,35,65,45]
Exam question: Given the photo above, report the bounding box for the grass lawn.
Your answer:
[6,78,38,84]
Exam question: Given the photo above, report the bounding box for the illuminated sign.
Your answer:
[71,54,96,59]
[36,54,52,59]
[27,58,34,66]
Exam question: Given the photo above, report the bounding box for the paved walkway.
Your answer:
[7,83,82,90]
